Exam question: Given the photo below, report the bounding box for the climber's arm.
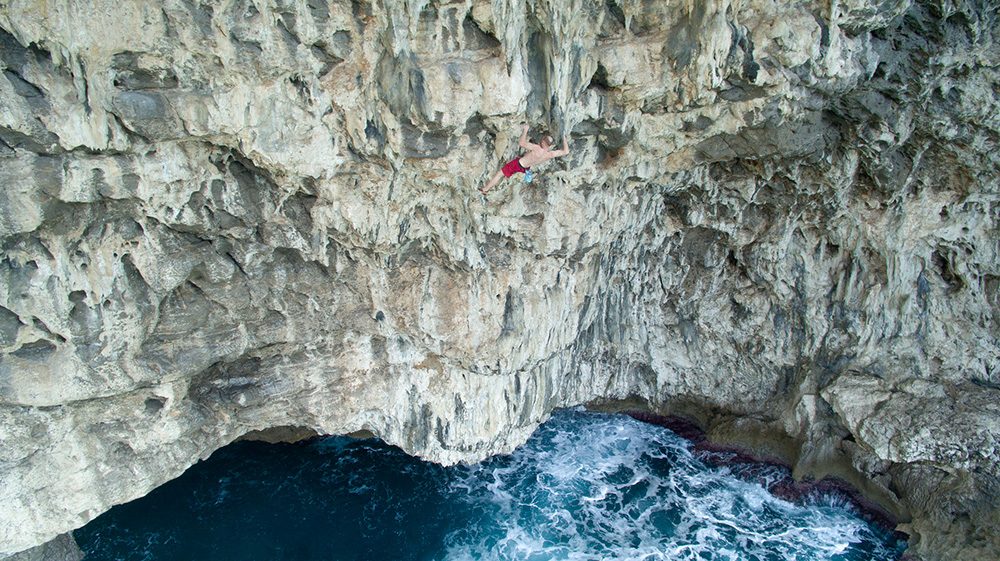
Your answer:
[549,137,571,158]
[519,124,539,150]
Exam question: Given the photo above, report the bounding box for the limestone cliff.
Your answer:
[0,0,997,559]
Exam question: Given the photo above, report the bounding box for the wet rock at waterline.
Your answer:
[0,1,997,560]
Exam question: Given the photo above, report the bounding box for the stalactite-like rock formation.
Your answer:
[0,1,997,559]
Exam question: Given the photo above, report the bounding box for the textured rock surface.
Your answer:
[0,0,997,559]
[3,535,82,561]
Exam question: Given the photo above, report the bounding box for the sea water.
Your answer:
[75,409,907,561]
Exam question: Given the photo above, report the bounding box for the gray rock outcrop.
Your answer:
[0,0,997,559]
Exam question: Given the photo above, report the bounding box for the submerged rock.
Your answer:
[0,0,996,559]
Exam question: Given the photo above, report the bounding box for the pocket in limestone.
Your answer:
[111,52,179,90]
[111,91,185,141]
[399,120,454,159]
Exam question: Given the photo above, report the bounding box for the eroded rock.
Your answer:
[0,0,997,559]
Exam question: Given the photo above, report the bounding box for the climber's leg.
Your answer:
[480,170,504,195]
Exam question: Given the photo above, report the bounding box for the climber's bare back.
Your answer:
[517,143,559,168]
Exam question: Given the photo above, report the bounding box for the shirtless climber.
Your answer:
[479,125,570,195]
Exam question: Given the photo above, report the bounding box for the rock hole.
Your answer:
[374,310,385,322]
[681,115,713,132]
[730,296,750,322]
[351,0,371,27]
[310,43,344,76]
[330,30,352,54]
[726,250,739,268]
[110,52,179,90]
[289,75,311,103]
[604,0,626,30]
[364,120,383,143]
[112,441,134,458]
[12,339,56,359]
[463,113,489,142]
[932,248,964,293]
[500,290,520,336]
[462,14,500,50]
[588,63,612,90]
[144,396,167,414]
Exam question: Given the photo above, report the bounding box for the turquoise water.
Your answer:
[75,409,907,561]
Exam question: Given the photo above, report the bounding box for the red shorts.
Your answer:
[501,158,529,177]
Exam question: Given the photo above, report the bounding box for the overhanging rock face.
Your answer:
[0,1,997,559]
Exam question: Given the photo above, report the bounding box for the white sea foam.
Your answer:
[439,409,902,561]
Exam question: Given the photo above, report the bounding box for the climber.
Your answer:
[479,124,570,195]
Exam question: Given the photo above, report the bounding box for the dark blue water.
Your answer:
[75,409,907,561]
